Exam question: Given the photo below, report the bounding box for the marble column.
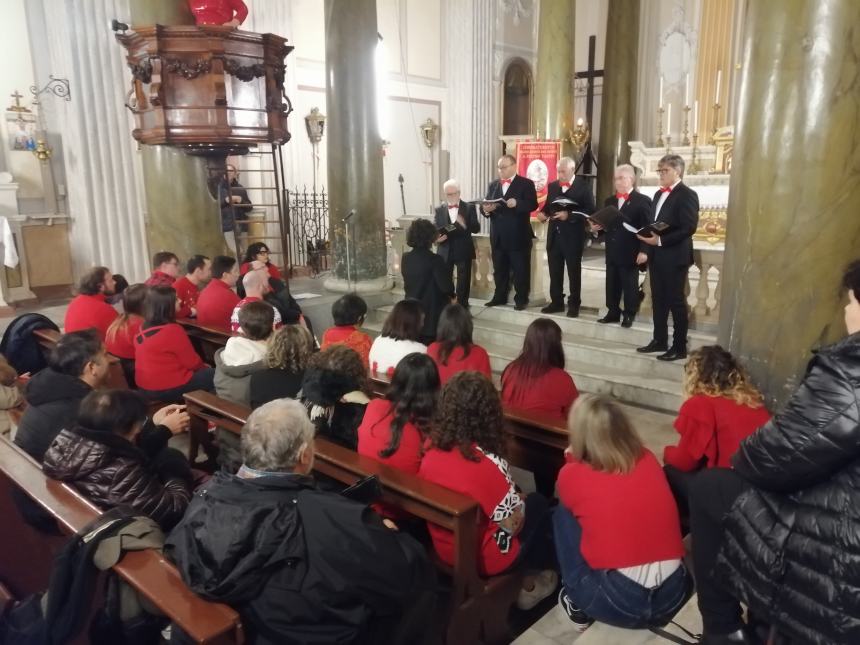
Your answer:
[718,0,860,407]
[128,0,226,263]
[322,0,389,292]
[533,0,575,157]
[596,0,639,202]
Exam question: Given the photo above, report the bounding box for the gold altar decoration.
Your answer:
[712,126,733,174]
[694,206,727,244]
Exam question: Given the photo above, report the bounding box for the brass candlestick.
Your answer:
[710,102,722,143]
[689,133,701,174]
[655,106,665,147]
[681,105,691,146]
[665,134,672,154]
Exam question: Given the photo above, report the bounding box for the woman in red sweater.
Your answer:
[419,371,558,611]
[240,243,283,282]
[663,346,771,518]
[554,394,691,632]
[501,318,578,420]
[427,304,491,385]
[135,286,215,402]
[105,283,147,387]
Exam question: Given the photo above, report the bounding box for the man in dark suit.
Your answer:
[538,156,595,317]
[592,164,652,328]
[481,154,538,310]
[636,154,700,361]
[435,178,480,308]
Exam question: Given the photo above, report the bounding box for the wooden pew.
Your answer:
[32,327,131,390]
[0,435,244,645]
[177,318,233,366]
[183,389,522,645]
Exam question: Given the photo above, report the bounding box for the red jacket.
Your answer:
[64,293,118,341]
[173,276,201,319]
[321,325,372,368]
[105,316,143,360]
[501,365,578,421]
[195,279,240,330]
[134,323,204,390]
[188,0,248,25]
[427,342,492,385]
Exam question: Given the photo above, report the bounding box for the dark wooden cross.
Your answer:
[573,35,604,176]
[9,91,24,111]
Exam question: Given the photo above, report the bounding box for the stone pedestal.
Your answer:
[533,0,575,156]
[718,0,860,406]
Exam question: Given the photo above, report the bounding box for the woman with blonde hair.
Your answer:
[249,324,315,408]
[553,394,691,632]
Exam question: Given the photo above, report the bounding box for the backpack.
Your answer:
[0,313,60,376]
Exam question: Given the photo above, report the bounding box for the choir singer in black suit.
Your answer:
[591,164,652,328]
[636,154,699,361]
[481,154,538,310]
[537,156,595,317]
[435,179,480,308]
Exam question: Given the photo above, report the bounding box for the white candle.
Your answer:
[659,75,664,108]
[666,103,672,135]
[715,69,722,103]
[576,117,584,127]
[693,100,699,132]
[685,73,690,106]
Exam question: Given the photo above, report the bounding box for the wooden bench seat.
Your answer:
[0,435,244,645]
[183,389,522,644]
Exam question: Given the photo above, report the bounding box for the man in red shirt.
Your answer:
[230,268,282,333]
[187,0,248,27]
[64,267,118,340]
[174,255,211,319]
[144,251,181,288]
[196,256,241,330]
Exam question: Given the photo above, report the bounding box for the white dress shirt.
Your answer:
[448,204,459,224]
[653,179,681,247]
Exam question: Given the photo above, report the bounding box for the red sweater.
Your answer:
[557,450,684,569]
[240,261,282,282]
[173,276,201,319]
[64,293,118,341]
[357,399,424,474]
[188,0,248,25]
[144,270,175,288]
[427,342,492,385]
[105,316,142,360]
[321,325,373,368]
[501,365,578,420]
[664,394,771,471]
[195,279,240,330]
[134,323,204,390]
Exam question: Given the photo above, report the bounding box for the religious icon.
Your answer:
[5,113,36,152]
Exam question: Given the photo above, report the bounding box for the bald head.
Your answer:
[242,268,269,297]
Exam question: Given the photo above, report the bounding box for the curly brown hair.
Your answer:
[683,345,764,408]
[266,325,314,373]
[431,371,505,461]
[306,344,369,394]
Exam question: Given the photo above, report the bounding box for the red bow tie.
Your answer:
[659,187,672,194]
[560,183,570,190]
[501,179,511,186]
[448,204,458,209]
[616,192,630,200]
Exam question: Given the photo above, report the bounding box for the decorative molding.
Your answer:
[128,59,152,84]
[163,57,212,80]
[222,58,267,82]
[499,0,534,27]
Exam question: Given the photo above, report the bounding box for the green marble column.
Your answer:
[534,0,575,157]
[128,0,227,262]
[596,0,639,202]
[718,0,860,407]
[323,0,390,292]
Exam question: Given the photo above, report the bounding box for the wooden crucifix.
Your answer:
[573,35,604,176]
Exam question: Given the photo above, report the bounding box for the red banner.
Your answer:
[516,141,561,218]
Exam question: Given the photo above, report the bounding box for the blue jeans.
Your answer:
[140,366,215,403]
[552,506,692,629]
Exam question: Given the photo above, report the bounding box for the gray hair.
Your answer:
[658,154,685,177]
[242,268,267,293]
[241,398,314,472]
[615,164,637,184]
[443,178,460,192]
[558,156,575,170]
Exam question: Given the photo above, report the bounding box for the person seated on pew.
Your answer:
[301,345,369,450]
[144,251,181,288]
[195,255,241,330]
[687,262,860,645]
[173,254,211,319]
[368,299,427,378]
[427,303,491,385]
[63,266,119,341]
[501,318,578,421]
[107,273,128,305]
[105,283,147,388]
[663,345,770,522]
[358,353,439,476]
[250,324,315,409]
[43,389,192,531]
[240,242,283,282]
[231,268,283,334]
[166,398,436,645]
[420,371,559,610]
[553,394,691,633]
[135,286,215,403]
[0,353,23,437]
[321,293,373,368]
[15,330,112,461]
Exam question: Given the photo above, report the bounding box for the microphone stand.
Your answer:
[343,209,356,291]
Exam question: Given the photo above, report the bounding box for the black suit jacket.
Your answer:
[600,191,652,266]
[434,200,480,263]
[482,174,538,251]
[541,176,596,252]
[401,247,455,338]
[644,182,700,267]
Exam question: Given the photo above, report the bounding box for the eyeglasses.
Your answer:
[657,168,673,174]
[257,250,270,255]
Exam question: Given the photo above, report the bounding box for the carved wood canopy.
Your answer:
[116,25,294,151]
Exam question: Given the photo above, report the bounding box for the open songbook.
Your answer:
[468,198,507,205]
[622,220,670,236]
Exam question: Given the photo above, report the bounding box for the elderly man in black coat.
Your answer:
[435,178,480,308]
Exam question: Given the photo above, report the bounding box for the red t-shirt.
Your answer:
[64,293,118,341]
[144,270,176,288]
[663,394,771,471]
[240,261,283,282]
[321,325,373,368]
[557,450,684,569]
[173,276,201,319]
[357,399,424,474]
[134,323,205,390]
[427,342,492,385]
[105,316,143,360]
[419,445,522,576]
[196,279,240,330]
[501,365,578,421]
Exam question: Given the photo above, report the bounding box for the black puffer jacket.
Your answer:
[42,423,193,530]
[716,333,860,644]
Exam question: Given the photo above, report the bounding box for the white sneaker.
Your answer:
[516,569,559,611]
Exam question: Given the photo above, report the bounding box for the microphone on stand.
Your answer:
[342,209,356,223]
